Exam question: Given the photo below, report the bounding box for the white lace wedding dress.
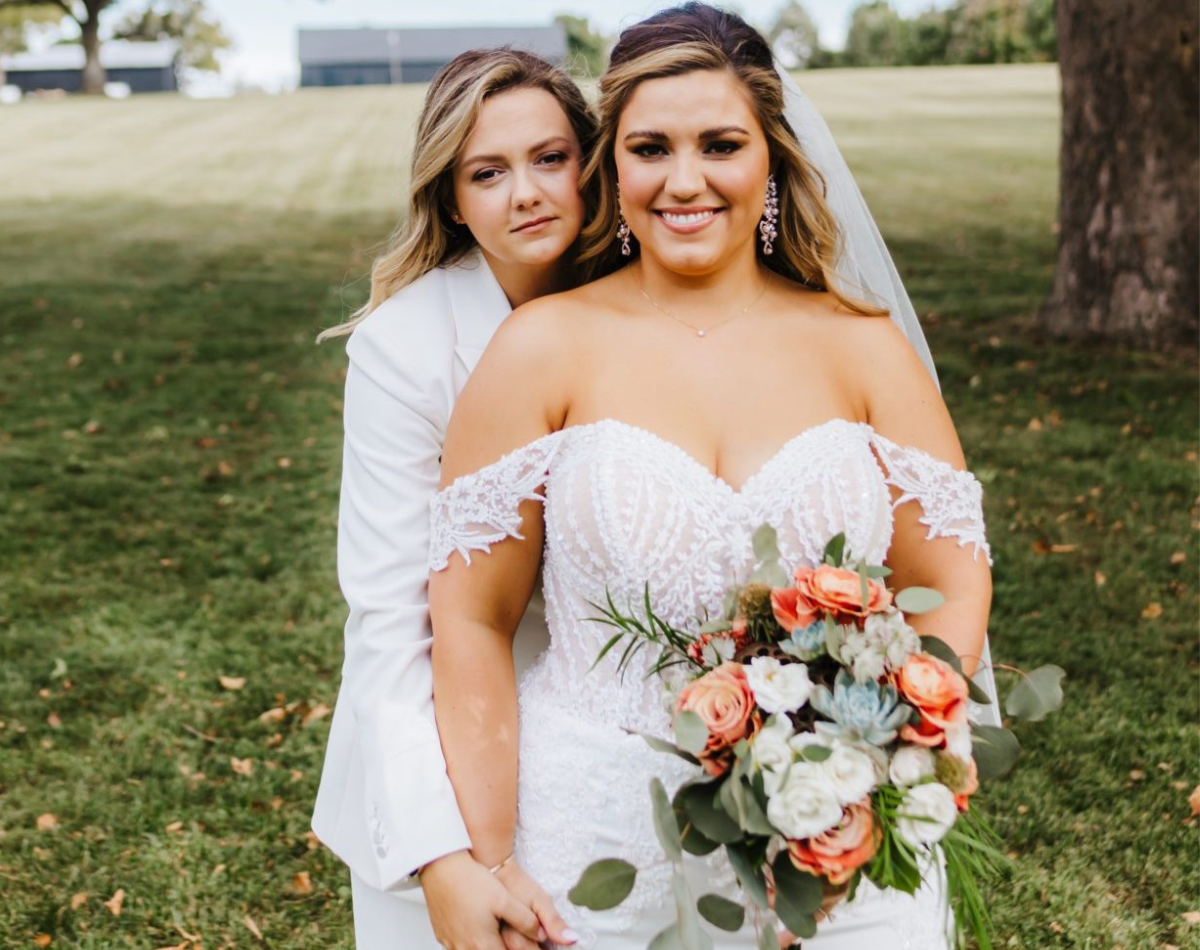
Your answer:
[429,418,992,950]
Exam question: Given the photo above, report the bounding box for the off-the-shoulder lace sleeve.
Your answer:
[429,431,566,571]
[869,431,992,565]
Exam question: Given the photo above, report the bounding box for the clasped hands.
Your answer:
[420,850,578,950]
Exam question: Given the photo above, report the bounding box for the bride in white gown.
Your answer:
[425,5,994,948]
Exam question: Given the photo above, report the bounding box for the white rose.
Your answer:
[889,745,936,787]
[746,657,812,714]
[821,742,878,805]
[767,764,844,839]
[896,782,958,847]
[751,716,795,794]
[944,723,973,761]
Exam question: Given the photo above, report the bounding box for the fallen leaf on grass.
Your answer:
[46,713,62,729]
[34,935,51,947]
[1129,769,1146,781]
[69,893,88,910]
[258,707,287,724]
[1094,571,1107,586]
[1189,786,1200,817]
[304,831,321,851]
[103,889,125,916]
[243,915,264,940]
[66,353,82,369]
[218,676,246,691]
[289,871,314,896]
[301,703,331,727]
[150,943,188,950]
[1027,417,1043,431]
[230,757,254,777]
[1141,603,1163,619]
[1170,551,1187,565]
[165,821,183,833]
[1049,544,1077,553]
[174,924,202,941]
[36,813,57,831]
[1182,911,1200,925]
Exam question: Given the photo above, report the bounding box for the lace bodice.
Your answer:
[428,417,990,944]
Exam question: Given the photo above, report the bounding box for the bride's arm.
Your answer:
[427,301,577,944]
[857,319,993,675]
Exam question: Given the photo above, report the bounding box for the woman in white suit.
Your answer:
[311,48,596,950]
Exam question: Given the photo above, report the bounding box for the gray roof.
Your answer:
[1,40,176,71]
[298,25,566,66]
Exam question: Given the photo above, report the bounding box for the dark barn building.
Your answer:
[297,25,567,88]
[1,40,177,94]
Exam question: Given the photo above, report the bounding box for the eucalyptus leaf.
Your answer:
[635,730,702,765]
[752,523,782,564]
[750,561,789,588]
[726,843,769,910]
[568,858,638,910]
[895,586,946,614]
[823,616,842,662]
[770,852,822,935]
[696,894,745,932]
[650,778,683,861]
[673,868,713,950]
[798,743,832,762]
[719,776,775,835]
[678,781,742,844]
[966,675,993,705]
[823,533,846,566]
[674,710,710,756]
[919,635,964,674]
[865,564,892,578]
[1005,664,1066,722]
[757,924,777,950]
[698,618,734,635]
[971,724,1021,780]
[648,923,685,950]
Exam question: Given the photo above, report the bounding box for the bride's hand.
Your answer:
[494,861,579,947]
[419,851,546,950]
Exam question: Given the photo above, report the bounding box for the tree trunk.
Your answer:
[1040,0,1199,349]
[79,12,104,94]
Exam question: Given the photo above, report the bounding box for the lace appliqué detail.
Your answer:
[869,432,993,566]
[429,432,565,571]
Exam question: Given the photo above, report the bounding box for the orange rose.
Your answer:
[676,661,760,777]
[786,799,880,885]
[793,564,892,624]
[771,587,819,633]
[895,653,969,750]
[953,756,979,812]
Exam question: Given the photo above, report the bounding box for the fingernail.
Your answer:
[561,929,580,944]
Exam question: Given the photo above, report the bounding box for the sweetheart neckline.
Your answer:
[555,417,871,496]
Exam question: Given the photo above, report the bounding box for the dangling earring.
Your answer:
[759,174,778,256]
[615,184,632,257]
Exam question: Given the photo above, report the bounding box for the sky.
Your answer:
[177,0,950,93]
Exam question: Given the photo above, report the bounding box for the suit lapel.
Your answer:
[448,248,512,374]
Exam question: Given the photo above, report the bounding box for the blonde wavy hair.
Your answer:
[579,2,886,318]
[318,48,597,341]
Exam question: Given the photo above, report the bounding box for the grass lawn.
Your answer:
[1,64,1196,949]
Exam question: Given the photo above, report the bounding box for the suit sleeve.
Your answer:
[335,319,472,890]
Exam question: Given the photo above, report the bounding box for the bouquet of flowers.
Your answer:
[568,527,1064,950]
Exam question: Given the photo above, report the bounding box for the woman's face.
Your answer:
[451,86,585,280]
[615,69,771,277]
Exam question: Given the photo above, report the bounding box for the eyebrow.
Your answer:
[460,136,573,168]
[622,125,751,143]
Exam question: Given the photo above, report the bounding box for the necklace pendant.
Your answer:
[696,328,706,337]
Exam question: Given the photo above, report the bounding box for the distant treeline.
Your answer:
[558,0,1058,77]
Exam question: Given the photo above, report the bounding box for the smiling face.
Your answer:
[615,68,772,277]
[451,86,585,291]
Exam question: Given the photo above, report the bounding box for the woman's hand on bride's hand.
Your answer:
[494,861,579,947]
[420,851,546,950]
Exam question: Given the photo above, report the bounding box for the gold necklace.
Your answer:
[634,267,772,338]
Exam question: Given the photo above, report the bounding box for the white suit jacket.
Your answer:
[312,249,550,893]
